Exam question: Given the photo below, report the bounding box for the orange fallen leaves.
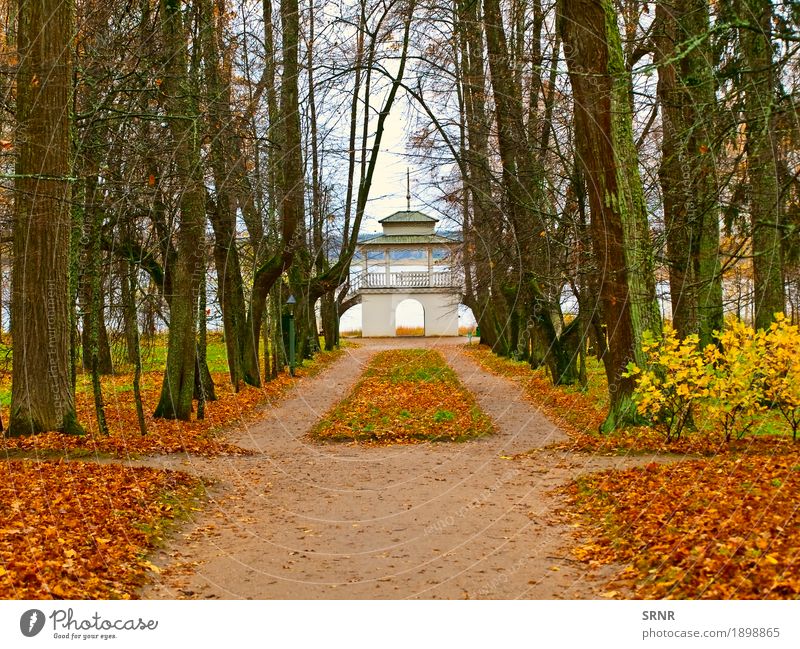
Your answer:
[0,460,200,599]
[462,344,608,443]
[462,344,796,456]
[1,349,343,457]
[311,349,494,444]
[466,344,800,598]
[567,453,800,599]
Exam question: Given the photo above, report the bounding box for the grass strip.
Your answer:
[311,348,494,444]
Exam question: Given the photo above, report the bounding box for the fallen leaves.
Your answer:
[462,344,608,444]
[462,344,796,456]
[466,343,800,598]
[0,459,201,599]
[566,453,800,598]
[1,348,344,457]
[311,349,494,444]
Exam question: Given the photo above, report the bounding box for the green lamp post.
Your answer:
[286,294,297,376]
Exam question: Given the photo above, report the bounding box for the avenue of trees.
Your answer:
[0,0,797,435]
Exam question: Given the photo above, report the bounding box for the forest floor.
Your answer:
[3,337,798,599]
[136,338,666,599]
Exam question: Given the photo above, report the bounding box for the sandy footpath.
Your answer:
[140,338,645,599]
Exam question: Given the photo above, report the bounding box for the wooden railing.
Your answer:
[347,271,462,295]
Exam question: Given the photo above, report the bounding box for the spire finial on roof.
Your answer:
[406,168,411,211]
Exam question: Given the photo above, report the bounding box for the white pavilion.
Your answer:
[347,210,462,336]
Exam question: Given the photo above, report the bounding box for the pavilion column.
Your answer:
[427,247,433,286]
[385,248,390,287]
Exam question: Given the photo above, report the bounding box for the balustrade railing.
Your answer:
[346,270,462,295]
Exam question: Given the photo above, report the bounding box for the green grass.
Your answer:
[311,348,494,444]
[363,348,453,383]
[0,333,232,405]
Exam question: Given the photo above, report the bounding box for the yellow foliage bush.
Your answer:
[625,325,712,440]
[628,316,800,443]
[705,319,766,441]
[761,314,800,440]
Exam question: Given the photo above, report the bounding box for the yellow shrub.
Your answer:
[761,314,800,440]
[629,316,800,443]
[705,319,766,441]
[625,325,711,440]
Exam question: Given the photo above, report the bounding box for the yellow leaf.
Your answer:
[140,560,161,574]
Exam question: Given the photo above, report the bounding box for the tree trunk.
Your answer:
[196,270,208,419]
[9,0,83,436]
[737,0,784,329]
[560,0,662,431]
[85,173,109,435]
[200,0,261,389]
[121,261,147,436]
[654,0,723,346]
[321,292,338,351]
[80,284,113,375]
[456,0,512,357]
[153,0,206,420]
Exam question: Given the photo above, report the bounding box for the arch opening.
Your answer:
[339,304,363,338]
[395,298,425,336]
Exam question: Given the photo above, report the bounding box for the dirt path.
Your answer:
[141,339,649,599]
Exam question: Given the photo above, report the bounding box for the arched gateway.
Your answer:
[346,210,462,337]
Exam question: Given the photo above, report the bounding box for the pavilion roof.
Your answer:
[359,233,460,246]
[378,210,438,224]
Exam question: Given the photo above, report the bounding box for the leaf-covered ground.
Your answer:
[0,459,201,599]
[0,338,344,600]
[567,453,800,599]
[311,348,494,443]
[0,348,343,457]
[465,343,800,598]
[462,344,794,456]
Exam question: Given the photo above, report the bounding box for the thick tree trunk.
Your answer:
[654,0,723,346]
[321,292,338,351]
[738,0,784,329]
[153,0,206,420]
[9,0,83,436]
[200,0,261,389]
[560,0,662,431]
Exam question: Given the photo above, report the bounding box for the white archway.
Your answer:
[339,304,362,337]
[395,298,425,336]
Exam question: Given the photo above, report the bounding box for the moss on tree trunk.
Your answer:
[561,0,661,431]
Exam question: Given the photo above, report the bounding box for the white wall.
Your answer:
[361,291,460,337]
